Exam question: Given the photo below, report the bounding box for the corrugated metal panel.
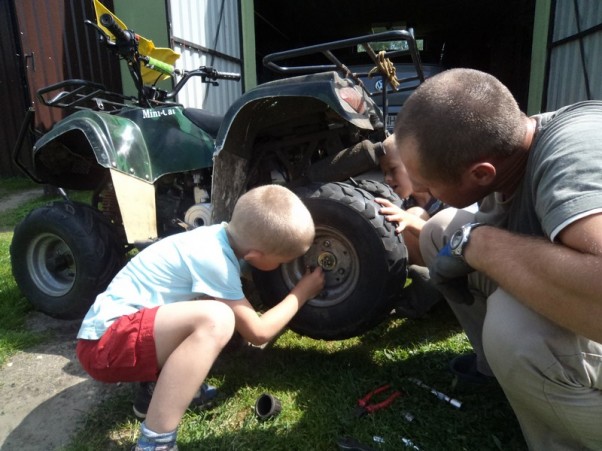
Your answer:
[552,0,576,41]
[553,0,602,40]
[1,0,120,176]
[169,0,242,114]
[585,32,602,98]
[547,41,586,109]
[14,0,121,130]
[546,0,602,110]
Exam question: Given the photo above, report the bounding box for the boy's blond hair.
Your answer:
[228,185,315,257]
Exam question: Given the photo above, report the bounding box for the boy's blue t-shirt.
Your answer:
[77,223,244,340]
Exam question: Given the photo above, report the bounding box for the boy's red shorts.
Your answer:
[76,306,160,383]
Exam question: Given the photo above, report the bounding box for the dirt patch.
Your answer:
[0,190,130,450]
[0,188,45,233]
[0,312,129,450]
[0,188,44,214]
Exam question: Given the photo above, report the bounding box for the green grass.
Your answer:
[63,309,526,450]
[0,177,38,229]
[0,177,526,450]
[0,176,37,193]
[0,179,92,230]
[0,178,46,364]
[0,229,41,365]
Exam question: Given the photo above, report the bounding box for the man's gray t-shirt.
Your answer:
[477,101,602,241]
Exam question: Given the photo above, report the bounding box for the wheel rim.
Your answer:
[26,233,75,296]
[281,225,360,307]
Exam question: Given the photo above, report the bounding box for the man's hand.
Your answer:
[428,243,475,304]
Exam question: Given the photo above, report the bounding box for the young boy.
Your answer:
[76,185,325,451]
[376,134,445,317]
[376,133,445,266]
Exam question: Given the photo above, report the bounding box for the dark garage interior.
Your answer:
[253,0,536,109]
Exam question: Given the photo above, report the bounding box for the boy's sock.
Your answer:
[134,422,178,451]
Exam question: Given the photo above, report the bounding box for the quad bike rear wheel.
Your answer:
[253,182,407,340]
[10,201,125,319]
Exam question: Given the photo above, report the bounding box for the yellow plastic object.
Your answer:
[93,0,180,84]
[93,0,127,39]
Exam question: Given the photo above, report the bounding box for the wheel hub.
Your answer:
[317,251,337,271]
[281,225,359,307]
[27,233,76,297]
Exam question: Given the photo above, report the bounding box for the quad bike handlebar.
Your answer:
[99,13,136,50]
[162,66,240,101]
[77,14,240,107]
[99,13,137,55]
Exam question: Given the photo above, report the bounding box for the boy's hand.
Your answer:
[293,266,325,301]
[375,197,423,234]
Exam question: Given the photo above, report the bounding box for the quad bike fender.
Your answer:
[32,108,214,243]
[214,71,381,160]
[33,109,150,188]
[31,110,160,244]
[32,107,214,188]
[211,71,384,223]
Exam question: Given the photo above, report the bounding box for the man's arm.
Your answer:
[465,213,602,343]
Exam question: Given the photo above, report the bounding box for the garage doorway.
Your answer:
[254,0,535,109]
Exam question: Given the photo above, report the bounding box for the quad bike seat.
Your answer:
[183,108,224,138]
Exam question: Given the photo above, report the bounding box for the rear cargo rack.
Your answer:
[37,79,135,112]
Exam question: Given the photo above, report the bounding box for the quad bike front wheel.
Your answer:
[10,201,126,319]
[253,182,407,340]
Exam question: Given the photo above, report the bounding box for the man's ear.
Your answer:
[468,162,496,186]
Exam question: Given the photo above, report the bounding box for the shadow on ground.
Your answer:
[0,312,129,450]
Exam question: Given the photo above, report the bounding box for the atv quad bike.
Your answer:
[11,8,426,340]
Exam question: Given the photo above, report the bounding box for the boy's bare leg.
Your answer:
[403,232,424,267]
[145,300,235,433]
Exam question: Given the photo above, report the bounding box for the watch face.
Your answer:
[450,229,464,251]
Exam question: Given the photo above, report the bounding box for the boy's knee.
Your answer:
[198,301,236,345]
[214,302,236,338]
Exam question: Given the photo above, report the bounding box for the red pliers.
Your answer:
[354,384,402,416]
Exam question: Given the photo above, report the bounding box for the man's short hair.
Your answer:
[394,68,527,181]
[228,185,314,257]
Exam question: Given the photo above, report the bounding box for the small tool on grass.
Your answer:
[337,436,376,451]
[408,377,462,409]
[354,383,402,417]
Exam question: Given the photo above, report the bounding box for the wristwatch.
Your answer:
[449,222,485,259]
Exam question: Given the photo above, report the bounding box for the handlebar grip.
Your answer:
[218,72,241,81]
[144,57,175,76]
[100,13,130,44]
